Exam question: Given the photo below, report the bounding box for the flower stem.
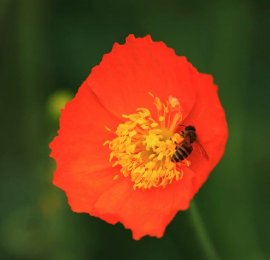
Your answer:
[189,201,220,260]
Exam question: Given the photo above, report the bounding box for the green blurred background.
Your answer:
[1,0,269,259]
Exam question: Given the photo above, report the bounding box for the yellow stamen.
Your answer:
[105,94,189,190]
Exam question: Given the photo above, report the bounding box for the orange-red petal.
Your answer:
[50,81,120,207]
[94,167,194,239]
[87,34,196,120]
[183,71,228,196]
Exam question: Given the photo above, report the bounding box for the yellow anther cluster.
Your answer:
[105,94,186,189]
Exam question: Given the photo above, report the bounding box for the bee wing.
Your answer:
[195,140,209,160]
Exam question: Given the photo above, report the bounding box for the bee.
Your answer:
[171,125,208,163]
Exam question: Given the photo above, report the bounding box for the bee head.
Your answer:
[185,125,196,131]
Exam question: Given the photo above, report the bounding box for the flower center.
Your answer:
[104,93,191,189]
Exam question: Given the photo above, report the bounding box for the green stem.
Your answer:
[189,201,220,260]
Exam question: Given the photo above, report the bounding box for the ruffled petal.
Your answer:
[57,167,124,215]
[94,167,195,240]
[50,81,120,202]
[183,71,228,195]
[87,34,196,120]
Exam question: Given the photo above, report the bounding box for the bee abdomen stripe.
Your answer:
[182,143,193,153]
[175,149,186,160]
[180,146,190,157]
[172,151,182,162]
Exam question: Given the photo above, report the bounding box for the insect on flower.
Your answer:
[171,125,209,163]
[50,35,228,240]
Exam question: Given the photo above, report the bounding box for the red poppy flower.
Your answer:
[50,35,228,240]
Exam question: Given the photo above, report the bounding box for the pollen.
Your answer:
[105,94,189,189]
